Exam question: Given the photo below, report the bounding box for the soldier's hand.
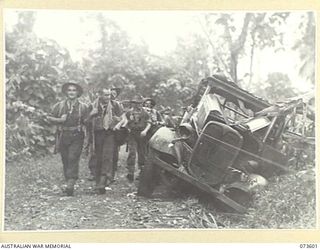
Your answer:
[140,131,147,137]
[46,115,53,122]
[90,108,98,117]
[60,114,67,122]
[83,143,89,156]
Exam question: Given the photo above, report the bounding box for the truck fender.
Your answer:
[148,126,177,157]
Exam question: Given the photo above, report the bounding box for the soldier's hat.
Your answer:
[61,82,83,97]
[108,74,125,97]
[143,97,156,107]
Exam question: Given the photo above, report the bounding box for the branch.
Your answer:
[232,13,253,54]
[196,16,234,81]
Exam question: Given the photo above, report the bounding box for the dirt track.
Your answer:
[4,146,316,230]
[4,147,212,230]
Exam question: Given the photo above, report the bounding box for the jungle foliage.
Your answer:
[5,11,315,161]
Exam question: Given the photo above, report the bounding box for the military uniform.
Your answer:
[125,108,151,181]
[110,87,124,182]
[143,107,164,140]
[87,121,97,180]
[51,98,89,195]
[91,97,123,193]
[143,98,164,140]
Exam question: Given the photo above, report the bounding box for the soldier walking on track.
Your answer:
[110,86,124,182]
[115,95,151,182]
[47,82,89,196]
[88,88,123,194]
[86,86,123,182]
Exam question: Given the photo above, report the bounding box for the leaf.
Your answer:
[33,89,45,99]
[6,52,16,60]
[16,114,30,131]
[15,75,22,84]
[51,66,62,75]
[215,17,228,25]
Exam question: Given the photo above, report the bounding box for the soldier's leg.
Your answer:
[101,131,115,185]
[126,134,137,181]
[112,145,119,181]
[86,125,95,178]
[59,139,69,181]
[137,136,147,169]
[65,132,84,195]
[94,130,104,187]
[88,153,97,180]
[66,132,84,180]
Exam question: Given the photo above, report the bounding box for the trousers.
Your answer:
[126,133,146,176]
[59,130,84,181]
[88,145,119,180]
[113,146,119,179]
[88,153,97,176]
[94,129,116,184]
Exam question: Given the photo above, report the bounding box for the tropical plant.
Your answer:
[6,11,83,160]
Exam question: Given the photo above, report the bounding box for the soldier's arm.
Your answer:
[117,101,124,116]
[47,115,67,124]
[112,101,124,125]
[156,110,165,125]
[140,112,152,136]
[88,98,100,119]
[114,112,128,130]
[140,122,151,137]
[121,113,129,127]
[83,103,94,125]
[47,102,67,124]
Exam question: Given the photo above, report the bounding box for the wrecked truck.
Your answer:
[137,75,312,213]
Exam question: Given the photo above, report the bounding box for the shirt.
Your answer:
[92,98,123,131]
[126,108,150,131]
[51,99,89,128]
[143,107,163,125]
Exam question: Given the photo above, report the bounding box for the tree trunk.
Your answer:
[230,13,253,82]
[249,32,256,85]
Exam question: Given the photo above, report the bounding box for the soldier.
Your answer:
[86,86,124,183]
[110,86,124,182]
[89,88,123,194]
[47,82,89,196]
[115,95,151,182]
[143,97,165,140]
[86,91,99,182]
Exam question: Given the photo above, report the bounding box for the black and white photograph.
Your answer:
[4,9,316,231]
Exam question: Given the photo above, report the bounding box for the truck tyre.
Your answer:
[137,149,161,197]
[224,187,251,208]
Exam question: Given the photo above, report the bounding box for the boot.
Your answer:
[126,173,134,183]
[66,179,76,196]
[87,172,95,181]
[136,165,144,181]
[97,175,107,194]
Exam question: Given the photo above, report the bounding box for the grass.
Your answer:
[4,148,316,230]
[214,169,316,229]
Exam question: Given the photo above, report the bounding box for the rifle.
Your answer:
[53,129,62,154]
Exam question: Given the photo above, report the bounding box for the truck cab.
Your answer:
[138,75,309,213]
